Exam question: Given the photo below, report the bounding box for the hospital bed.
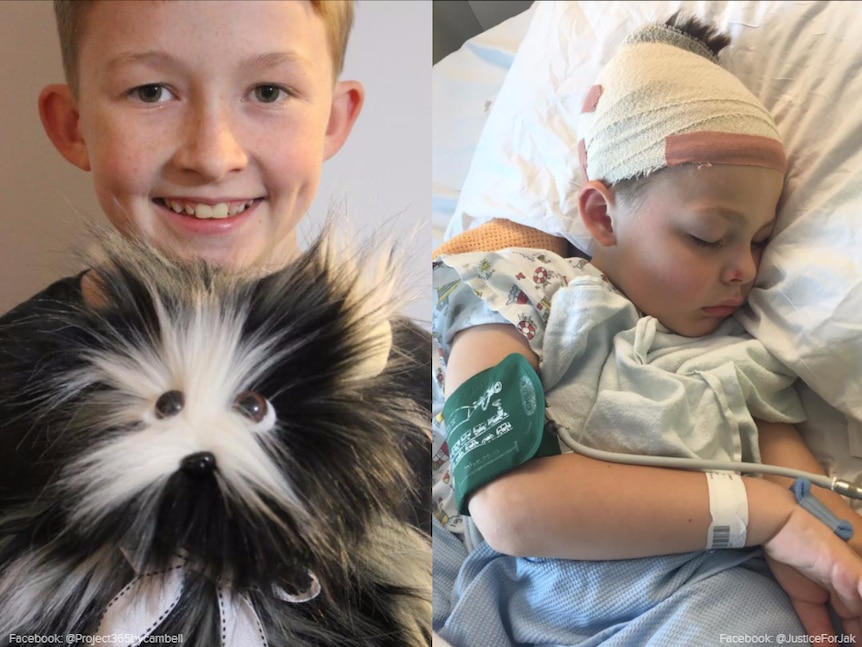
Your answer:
[431,1,862,644]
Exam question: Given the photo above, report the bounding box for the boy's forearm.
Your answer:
[468,452,796,560]
[446,325,797,560]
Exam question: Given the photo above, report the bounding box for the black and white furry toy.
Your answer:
[0,227,431,646]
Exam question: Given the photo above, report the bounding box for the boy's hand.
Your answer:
[763,504,862,639]
[757,420,862,558]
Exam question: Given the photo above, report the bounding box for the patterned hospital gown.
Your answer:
[432,246,803,535]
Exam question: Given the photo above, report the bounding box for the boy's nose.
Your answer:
[722,247,758,284]
[173,103,248,181]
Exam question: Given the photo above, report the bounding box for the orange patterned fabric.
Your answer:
[432,219,569,260]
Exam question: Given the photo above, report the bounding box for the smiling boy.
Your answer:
[0,1,431,641]
[38,0,362,270]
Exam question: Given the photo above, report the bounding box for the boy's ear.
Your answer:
[579,181,617,247]
[38,84,91,171]
[323,80,364,160]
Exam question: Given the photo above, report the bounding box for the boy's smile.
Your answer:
[151,196,264,236]
[154,198,259,220]
[40,0,362,270]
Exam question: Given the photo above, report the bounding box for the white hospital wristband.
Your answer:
[705,471,748,549]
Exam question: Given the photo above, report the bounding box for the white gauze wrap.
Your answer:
[578,23,786,184]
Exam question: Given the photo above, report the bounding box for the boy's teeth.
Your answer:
[163,199,253,219]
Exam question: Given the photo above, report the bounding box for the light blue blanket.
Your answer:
[433,518,806,646]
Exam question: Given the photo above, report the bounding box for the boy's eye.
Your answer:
[752,238,770,249]
[689,235,723,249]
[252,85,290,103]
[128,84,172,103]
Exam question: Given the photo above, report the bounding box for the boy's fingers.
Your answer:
[790,599,835,639]
[831,594,862,637]
[833,570,862,616]
[840,617,860,642]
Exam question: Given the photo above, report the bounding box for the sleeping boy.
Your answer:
[433,12,862,645]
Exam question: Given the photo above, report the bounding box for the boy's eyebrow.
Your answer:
[106,50,182,72]
[696,206,776,232]
[696,206,747,222]
[242,51,314,71]
[106,50,314,73]
[698,206,774,224]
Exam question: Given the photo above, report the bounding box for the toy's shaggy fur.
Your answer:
[0,229,431,645]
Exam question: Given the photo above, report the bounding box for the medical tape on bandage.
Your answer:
[705,471,749,549]
[444,353,558,514]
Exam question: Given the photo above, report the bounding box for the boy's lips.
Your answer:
[153,197,262,234]
[702,298,744,318]
[154,197,260,219]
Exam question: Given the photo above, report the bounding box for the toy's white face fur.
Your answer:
[65,297,307,542]
[0,230,430,643]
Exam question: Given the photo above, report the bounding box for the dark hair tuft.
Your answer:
[665,11,731,56]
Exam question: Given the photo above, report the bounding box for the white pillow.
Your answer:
[451,0,862,425]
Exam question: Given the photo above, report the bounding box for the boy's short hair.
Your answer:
[53,0,355,95]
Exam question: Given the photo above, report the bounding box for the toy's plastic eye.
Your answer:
[275,568,321,604]
[154,390,184,419]
[233,391,268,423]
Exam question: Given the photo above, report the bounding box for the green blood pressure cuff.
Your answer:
[444,353,560,514]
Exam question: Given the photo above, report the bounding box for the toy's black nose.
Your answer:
[180,451,217,476]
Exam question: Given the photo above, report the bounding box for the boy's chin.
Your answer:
[137,235,256,271]
[670,317,724,338]
[177,245,261,271]
[106,213,300,272]
[168,241,299,274]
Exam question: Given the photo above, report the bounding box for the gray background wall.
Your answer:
[433,0,533,63]
[0,0,432,324]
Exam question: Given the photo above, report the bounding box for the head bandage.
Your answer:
[578,23,786,184]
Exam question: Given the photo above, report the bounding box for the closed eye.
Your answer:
[689,235,723,249]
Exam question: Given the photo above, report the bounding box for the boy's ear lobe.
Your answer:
[579,181,617,247]
[323,80,364,160]
[38,84,91,171]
